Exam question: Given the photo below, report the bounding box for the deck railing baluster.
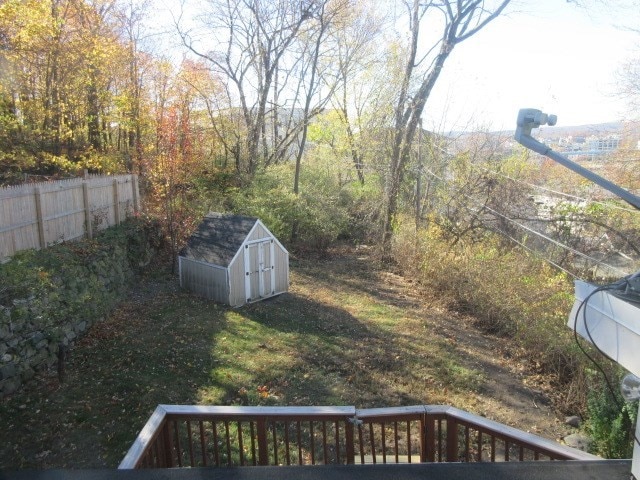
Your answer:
[437,419,443,462]
[345,419,355,465]
[212,421,220,467]
[310,421,316,465]
[322,421,328,464]
[198,421,207,466]
[256,419,267,466]
[249,421,257,466]
[284,421,291,465]
[491,435,496,462]
[162,420,174,468]
[394,421,399,463]
[464,426,470,462]
[173,420,183,467]
[446,418,458,462]
[381,422,387,464]
[237,421,245,466]
[335,420,341,464]
[186,420,195,467]
[369,422,376,464]
[357,423,365,464]
[272,421,279,465]
[297,421,303,465]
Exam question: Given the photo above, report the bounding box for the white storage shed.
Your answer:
[179,213,289,306]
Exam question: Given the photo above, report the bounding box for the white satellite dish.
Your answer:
[568,281,640,477]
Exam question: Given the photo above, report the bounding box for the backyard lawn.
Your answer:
[0,247,570,468]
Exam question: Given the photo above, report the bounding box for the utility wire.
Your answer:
[472,165,640,214]
[427,160,639,445]
[423,167,632,277]
[479,203,630,277]
[477,217,580,280]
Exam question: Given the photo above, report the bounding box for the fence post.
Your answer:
[113,179,121,225]
[162,421,175,468]
[132,175,140,213]
[446,417,458,462]
[34,187,46,249]
[421,414,430,463]
[83,181,93,239]
[256,419,269,465]
[345,419,355,464]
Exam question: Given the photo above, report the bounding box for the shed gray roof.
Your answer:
[179,213,259,267]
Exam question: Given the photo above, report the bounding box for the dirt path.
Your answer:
[305,250,572,442]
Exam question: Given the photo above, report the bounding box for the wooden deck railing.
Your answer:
[118,405,599,469]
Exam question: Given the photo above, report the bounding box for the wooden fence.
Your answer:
[0,174,140,261]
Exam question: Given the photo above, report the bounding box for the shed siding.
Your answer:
[273,247,289,294]
[247,223,269,242]
[180,257,229,303]
[228,252,247,307]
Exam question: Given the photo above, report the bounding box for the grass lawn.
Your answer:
[0,250,521,469]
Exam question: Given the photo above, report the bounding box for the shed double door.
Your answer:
[244,239,275,303]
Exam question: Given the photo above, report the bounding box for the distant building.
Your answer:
[586,135,620,153]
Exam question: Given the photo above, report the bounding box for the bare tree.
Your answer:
[618,55,640,116]
[381,0,512,258]
[325,0,383,185]
[177,0,325,178]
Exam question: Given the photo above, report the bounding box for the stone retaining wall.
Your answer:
[0,219,157,397]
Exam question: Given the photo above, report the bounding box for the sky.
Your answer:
[154,0,640,133]
[424,0,640,132]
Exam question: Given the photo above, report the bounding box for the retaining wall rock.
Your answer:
[0,219,157,398]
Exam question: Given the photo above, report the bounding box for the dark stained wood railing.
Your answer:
[118,405,599,469]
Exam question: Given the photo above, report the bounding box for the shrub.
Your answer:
[392,219,587,411]
[230,163,380,251]
[587,372,638,459]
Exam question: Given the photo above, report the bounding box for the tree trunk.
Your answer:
[380,0,511,260]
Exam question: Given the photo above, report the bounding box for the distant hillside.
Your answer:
[446,122,622,141]
[535,122,623,139]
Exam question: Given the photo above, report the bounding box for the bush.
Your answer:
[230,163,381,251]
[587,372,638,459]
[392,220,587,411]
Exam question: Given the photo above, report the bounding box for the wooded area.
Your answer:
[1,0,638,261]
[0,0,520,247]
[1,1,639,328]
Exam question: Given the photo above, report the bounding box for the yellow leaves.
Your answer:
[0,0,56,52]
[257,385,269,398]
[41,153,77,174]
